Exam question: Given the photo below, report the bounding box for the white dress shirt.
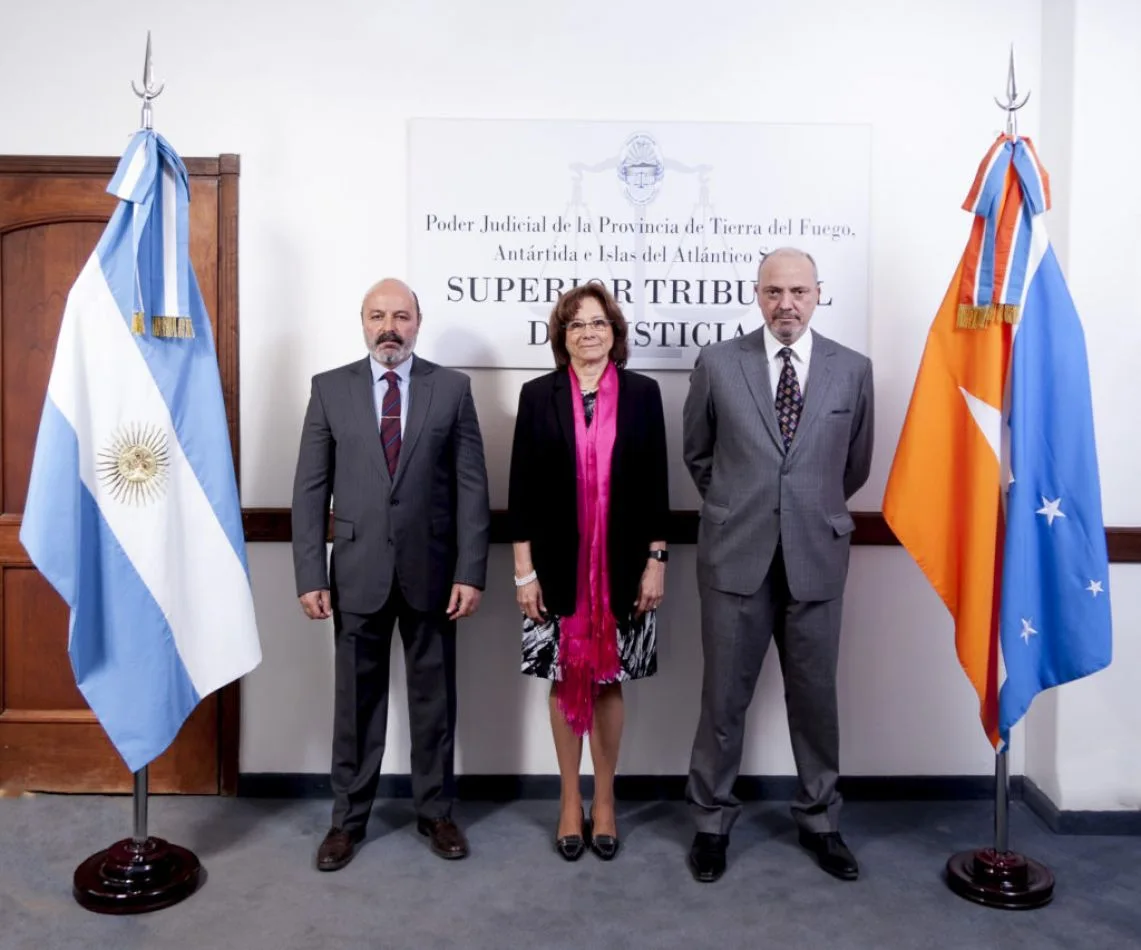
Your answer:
[763,324,813,400]
[370,353,413,434]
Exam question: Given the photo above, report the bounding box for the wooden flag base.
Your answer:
[944,748,1054,909]
[73,836,201,914]
[945,847,1054,909]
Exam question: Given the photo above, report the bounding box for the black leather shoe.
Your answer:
[316,827,363,872]
[798,830,859,881]
[688,832,728,883]
[417,816,469,860]
[589,807,620,861]
[555,808,589,861]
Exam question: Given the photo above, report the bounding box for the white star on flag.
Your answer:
[1036,496,1066,526]
[1020,618,1038,644]
[1086,580,1104,597]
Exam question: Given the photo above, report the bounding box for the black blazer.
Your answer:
[508,367,669,618]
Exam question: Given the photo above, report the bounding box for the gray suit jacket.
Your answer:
[292,354,490,615]
[683,328,874,602]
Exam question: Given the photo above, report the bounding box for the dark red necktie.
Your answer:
[380,371,401,477]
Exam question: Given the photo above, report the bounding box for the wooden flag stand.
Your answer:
[72,767,202,914]
[945,748,1054,909]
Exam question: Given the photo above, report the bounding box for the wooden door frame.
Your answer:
[0,153,244,794]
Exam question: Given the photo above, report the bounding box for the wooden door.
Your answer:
[0,155,242,794]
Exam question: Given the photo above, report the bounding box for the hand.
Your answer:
[299,589,332,620]
[634,560,666,616]
[447,583,482,620]
[517,577,547,623]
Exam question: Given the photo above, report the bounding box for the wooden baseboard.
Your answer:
[241,509,1141,562]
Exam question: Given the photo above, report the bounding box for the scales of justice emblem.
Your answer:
[528,131,758,364]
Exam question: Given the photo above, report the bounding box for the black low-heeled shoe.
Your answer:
[555,809,590,861]
[588,808,620,861]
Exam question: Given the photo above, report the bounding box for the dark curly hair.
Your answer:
[547,282,629,369]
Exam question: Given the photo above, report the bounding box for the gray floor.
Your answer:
[1,794,1138,950]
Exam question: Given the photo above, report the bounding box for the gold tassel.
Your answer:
[131,311,145,335]
[151,316,196,339]
[956,302,1022,329]
[956,304,996,329]
[997,303,1021,324]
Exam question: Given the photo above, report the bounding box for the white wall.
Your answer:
[2,0,1137,806]
[1023,0,1141,811]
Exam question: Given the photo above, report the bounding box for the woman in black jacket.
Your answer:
[508,282,669,862]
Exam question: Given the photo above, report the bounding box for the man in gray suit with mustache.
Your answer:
[292,278,490,871]
[682,248,874,883]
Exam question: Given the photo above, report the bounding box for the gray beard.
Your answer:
[772,321,805,345]
[372,343,413,366]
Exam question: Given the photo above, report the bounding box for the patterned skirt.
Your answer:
[521,610,657,682]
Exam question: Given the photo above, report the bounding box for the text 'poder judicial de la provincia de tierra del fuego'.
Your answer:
[427,211,853,350]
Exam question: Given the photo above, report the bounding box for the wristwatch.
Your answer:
[647,550,669,562]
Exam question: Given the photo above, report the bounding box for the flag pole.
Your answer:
[993,748,1009,854]
[133,766,149,843]
[70,34,203,914]
[941,44,1059,912]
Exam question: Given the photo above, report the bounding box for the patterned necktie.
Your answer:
[774,347,803,450]
[380,371,401,477]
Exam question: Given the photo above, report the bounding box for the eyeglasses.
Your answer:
[566,318,611,334]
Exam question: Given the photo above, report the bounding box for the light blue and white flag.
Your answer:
[20,130,261,772]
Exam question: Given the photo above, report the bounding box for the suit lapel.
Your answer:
[611,368,629,474]
[788,331,836,459]
[552,370,575,460]
[737,330,784,452]
[351,357,392,486]
[392,355,434,490]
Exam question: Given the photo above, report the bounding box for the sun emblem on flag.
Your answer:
[96,423,170,505]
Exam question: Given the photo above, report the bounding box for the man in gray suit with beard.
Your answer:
[292,278,490,871]
[682,248,874,883]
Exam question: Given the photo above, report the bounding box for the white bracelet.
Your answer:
[514,570,538,587]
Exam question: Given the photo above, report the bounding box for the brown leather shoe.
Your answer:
[316,827,362,872]
[417,816,469,860]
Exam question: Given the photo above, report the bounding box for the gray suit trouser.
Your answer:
[687,544,843,836]
[330,574,457,833]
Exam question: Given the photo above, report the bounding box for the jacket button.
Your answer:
[391,497,400,506]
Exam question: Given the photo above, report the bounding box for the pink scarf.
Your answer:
[558,362,621,737]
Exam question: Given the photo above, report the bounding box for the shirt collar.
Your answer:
[370,353,414,385]
[763,323,813,364]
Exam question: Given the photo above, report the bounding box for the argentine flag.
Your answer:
[19,130,261,772]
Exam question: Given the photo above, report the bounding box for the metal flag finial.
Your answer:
[130,31,165,130]
[994,44,1030,139]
